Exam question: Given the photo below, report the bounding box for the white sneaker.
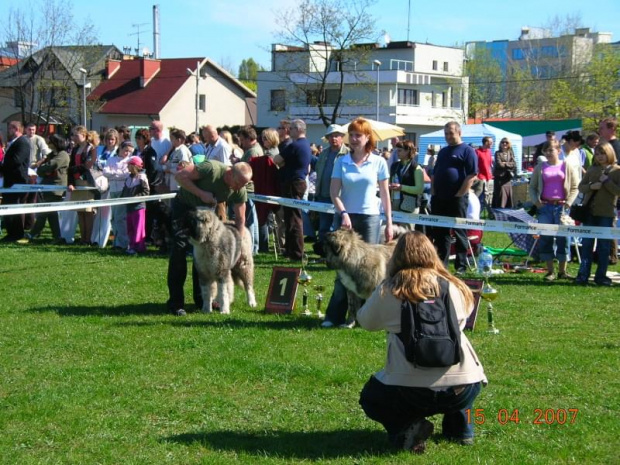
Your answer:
[339,320,356,329]
[320,320,335,328]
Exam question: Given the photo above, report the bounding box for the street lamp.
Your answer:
[187,61,203,133]
[78,67,91,128]
[373,60,381,122]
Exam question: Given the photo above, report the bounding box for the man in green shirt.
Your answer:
[168,160,252,316]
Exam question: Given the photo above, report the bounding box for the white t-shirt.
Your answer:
[151,137,172,172]
[167,144,192,191]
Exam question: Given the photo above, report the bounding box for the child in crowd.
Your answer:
[121,156,150,255]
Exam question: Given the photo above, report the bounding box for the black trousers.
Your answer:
[166,199,203,312]
[282,178,307,260]
[2,192,29,240]
[430,195,469,270]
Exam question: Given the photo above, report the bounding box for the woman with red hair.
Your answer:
[322,117,393,328]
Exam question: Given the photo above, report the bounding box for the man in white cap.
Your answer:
[313,124,349,252]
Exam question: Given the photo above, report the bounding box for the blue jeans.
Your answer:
[324,214,381,325]
[537,203,569,262]
[332,213,381,244]
[244,198,259,255]
[577,214,614,282]
[360,376,482,444]
[315,195,334,244]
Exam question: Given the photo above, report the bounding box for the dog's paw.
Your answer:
[247,291,257,308]
[201,305,213,314]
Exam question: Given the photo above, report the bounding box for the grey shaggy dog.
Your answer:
[187,209,257,314]
[323,228,397,323]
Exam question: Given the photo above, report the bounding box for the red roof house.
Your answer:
[90,57,256,133]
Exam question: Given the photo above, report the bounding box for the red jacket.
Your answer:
[475,148,493,181]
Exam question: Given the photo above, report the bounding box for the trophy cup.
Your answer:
[480,279,500,334]
[298,254,313,316]
[314,285,325,319]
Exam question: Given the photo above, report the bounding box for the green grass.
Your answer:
[0,232,618,464]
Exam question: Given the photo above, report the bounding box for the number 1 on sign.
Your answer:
[279,278,288,296]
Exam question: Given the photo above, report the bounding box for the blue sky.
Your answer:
[2,0,619,74]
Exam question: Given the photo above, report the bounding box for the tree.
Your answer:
[238,58,264,92]
[464,47,502,120]
[274,0,379,127]
[0,0,100,129]
[546,44,620,131]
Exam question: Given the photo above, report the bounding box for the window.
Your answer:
[443,62,449,72]
[198,94,206,111]
[398,89,419,106]
[270,89,286,111]
[306,88,340,106]
[432,60,438,71]
[405,132,417,145]
[512,48,524,60]
[324,89,340,105]
[441,91,447,108]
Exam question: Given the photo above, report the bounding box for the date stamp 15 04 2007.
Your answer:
[466,408,579,425]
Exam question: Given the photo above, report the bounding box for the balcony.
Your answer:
[288,102,464,126]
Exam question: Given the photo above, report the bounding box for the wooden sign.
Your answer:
[462,278,483,331]
[265,267,301,314]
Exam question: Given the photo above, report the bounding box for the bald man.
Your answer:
[202,125,232,166]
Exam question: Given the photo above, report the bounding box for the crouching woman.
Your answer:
[358,231,487,453]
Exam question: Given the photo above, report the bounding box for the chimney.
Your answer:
[153,5,161,59]
[140,58,161,87]
[106,59,121,79]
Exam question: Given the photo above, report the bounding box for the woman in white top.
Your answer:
[322,117,393,328]
[358,231,487,453]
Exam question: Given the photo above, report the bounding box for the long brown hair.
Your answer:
[385,231,473,308]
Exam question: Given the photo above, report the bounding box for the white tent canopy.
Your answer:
[418,123,524,174]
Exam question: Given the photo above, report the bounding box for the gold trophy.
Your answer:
[297,254,313,316]
[480,280,500,334]
[314,285,325,319]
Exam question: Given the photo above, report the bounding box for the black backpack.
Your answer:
[397,277,461,368]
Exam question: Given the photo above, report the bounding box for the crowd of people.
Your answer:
[1,116,619,454]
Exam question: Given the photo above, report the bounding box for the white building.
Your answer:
[257,40,468,144]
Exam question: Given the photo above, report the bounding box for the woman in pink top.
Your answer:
[528,140,579,281]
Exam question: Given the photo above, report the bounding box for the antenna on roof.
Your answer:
[407,0,412,42]
[130,22,150,57]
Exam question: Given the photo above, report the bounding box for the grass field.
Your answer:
[1,231,619,464]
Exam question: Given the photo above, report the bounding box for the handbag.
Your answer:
[568,203,589,223]
[569,167,609,223]
[400,193,419,213]
[570,191,597,223]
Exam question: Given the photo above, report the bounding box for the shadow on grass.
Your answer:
[115,315,324,331]
[29,303,169,317]
[163,428,393,459]
[167,316,322,331]
[29,304,324,330]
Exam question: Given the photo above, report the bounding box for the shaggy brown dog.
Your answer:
[323,228,396,322]
[188,209,257,314]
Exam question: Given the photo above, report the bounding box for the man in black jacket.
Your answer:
[1,121,31,242]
